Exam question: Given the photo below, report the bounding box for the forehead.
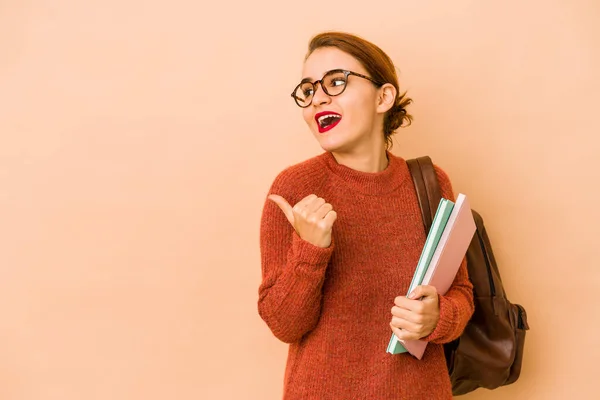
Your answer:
[302,47,366,80]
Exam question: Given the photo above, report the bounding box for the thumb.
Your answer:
[408,285,437,300]
[268,194,294,225]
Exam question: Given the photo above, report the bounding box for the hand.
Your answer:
[268,194,337,248]
[390,285,440,341]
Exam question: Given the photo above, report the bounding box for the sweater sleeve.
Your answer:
[257,172,333,344]
[421,165,475,344]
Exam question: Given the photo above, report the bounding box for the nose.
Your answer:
[311,81,331,106]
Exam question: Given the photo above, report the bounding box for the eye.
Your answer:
[298,82,314,98]
[302,87,314,97]
[325,76,346,87]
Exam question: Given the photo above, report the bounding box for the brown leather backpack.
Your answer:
[407,156,530,396]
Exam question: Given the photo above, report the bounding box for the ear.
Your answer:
[376,83,397,114]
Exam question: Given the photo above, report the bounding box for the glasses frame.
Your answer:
[291,69,385,108]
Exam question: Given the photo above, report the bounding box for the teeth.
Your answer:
[318,114,341,124]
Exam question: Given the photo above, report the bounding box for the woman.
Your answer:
[258,31,474,399]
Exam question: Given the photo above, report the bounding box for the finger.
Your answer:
[390,324,420,341]
[394,295,425,313]
[390,316,421,333]
[306,196,326,213]
[322,210,337,226]
[391,305,424,325]
[408,285,437,300]
[314,202,333,219]
[394,295,411,308]
[293,194,318,215]
[298,194,318,208]
[268,194,294,225]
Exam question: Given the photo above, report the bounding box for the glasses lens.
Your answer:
[293,82,314,107]
[322,71,347,96]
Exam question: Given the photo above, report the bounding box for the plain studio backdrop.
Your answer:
[0,1,598,399]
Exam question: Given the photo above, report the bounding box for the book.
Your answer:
[387,198,455,355]
[387,193,476,359]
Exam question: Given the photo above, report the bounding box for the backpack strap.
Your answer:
[406,156,443,233]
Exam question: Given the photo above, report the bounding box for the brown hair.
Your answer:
[306,31,413,149]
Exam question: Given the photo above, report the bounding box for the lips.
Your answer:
[315,111,342,134]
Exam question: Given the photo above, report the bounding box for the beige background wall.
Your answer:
[1,0,598,399]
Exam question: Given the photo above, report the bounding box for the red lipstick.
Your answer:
[315,111,342,134]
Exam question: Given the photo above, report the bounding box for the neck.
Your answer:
[330,146,389,173]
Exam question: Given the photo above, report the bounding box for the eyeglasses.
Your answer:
[291,69,384,108]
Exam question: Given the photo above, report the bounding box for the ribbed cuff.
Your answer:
[290,231,334,268]
[422,294,455,343]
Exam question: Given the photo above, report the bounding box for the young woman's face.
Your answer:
[300,47,383,154]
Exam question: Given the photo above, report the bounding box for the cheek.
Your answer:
[302,109,314,126]
[340,89,376,116]
[342,99,374,128]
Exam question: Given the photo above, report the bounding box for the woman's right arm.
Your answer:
[257,179,335,344]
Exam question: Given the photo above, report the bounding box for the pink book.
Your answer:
[400,193,476,359]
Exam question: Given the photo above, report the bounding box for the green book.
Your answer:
[387,198,455,354]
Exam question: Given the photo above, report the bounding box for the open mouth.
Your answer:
[315,111,342,133]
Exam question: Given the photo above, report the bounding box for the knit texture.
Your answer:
[258,151,474,400]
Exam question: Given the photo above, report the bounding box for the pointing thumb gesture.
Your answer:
[268,193,337,248]
[268,194,295,225]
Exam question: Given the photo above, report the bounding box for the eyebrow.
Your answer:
[300,69,347,84]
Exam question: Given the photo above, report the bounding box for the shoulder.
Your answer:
[403,154,453,190]
[432,162,456,200]
[266,153,331,202]
[433,163,451,187]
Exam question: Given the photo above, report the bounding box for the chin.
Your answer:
[315,137,351,154]
[318,143,340,153]
[314,128,359,152]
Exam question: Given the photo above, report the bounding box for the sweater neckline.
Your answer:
[319,150,408,195]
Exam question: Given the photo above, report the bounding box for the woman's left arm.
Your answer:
[420,165,475,344]
[390,165,475,344]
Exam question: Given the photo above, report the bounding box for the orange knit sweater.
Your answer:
[258,151,474,400]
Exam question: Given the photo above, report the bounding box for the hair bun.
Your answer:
[385,95,413,134]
